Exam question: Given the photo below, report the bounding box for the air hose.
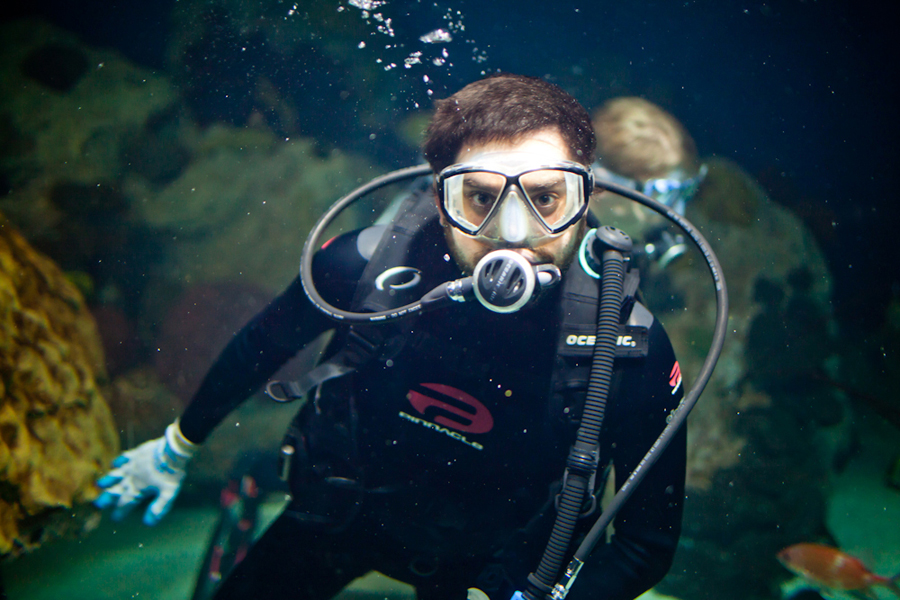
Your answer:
[524,227,631,600]
[523,178,728,600]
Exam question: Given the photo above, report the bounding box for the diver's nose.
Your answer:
[497,189,529,243]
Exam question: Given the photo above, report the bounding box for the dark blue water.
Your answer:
[5,0,894,333]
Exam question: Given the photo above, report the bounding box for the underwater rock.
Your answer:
[636,159,847,600]
[0,19,193,336]
[47,181,129,217]
[0,19,179,242]
[167,2,369,133]
[153,281,272,404]
[90,304,142,378]
[133,126,375,292]
[19,42,90,93]
[641,157,836,485]
[104,367,184,451]
[690,158,761,227]
[0,211,118,557]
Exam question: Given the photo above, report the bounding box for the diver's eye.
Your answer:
[468,191,495,209]
[533,193,558,208]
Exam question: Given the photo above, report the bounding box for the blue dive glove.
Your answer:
[95,420,198,526]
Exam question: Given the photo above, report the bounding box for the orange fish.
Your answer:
[777,543,900,599]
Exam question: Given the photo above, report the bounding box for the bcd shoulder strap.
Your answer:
[266,183,438,403]
[548,255,650,427]
[351,184,440,314]
[556,257,649,360]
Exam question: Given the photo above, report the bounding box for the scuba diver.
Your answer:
[590,97,708,269]
[95,74,727,600]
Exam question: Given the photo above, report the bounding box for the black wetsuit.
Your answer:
[179,216,686,600]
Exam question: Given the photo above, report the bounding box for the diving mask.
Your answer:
[593,164,708,216]
[438,152,593,246]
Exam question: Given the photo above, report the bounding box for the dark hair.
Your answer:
[423,73,596,174]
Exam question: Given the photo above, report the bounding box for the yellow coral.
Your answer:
[0,211,118,557]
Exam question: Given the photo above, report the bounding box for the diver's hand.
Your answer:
[94,420,198,526]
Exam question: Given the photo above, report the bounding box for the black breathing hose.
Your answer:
[299,164,434,322]
[525,231,631,600]
[525,180,729,600]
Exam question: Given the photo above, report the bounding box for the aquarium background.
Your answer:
[1,1,897,599]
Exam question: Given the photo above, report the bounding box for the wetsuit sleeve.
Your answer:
[178,230,372,444]
[569,319,686,600]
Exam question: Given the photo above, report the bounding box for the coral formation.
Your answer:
[0,212,118,557]
[0,20,179,239]
[643,158,845,600]
[132,126,375,292]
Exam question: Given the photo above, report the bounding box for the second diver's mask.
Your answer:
[437,152,593,247]
[593,163,708,217]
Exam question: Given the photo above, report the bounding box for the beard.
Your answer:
[443,219,586,275]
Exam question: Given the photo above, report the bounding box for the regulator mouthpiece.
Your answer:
[471,250,560,313]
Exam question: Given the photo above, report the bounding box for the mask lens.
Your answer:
[444,171,507,232]
[646,179,683,205]
[643,166,706,211]
[519,169,584,230]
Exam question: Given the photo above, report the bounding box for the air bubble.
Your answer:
[404,51,423,67]
[348,0,385,9]
[419,28,453,44]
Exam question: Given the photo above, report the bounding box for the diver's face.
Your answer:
[438,128,587,274]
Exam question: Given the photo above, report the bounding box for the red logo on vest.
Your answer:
[669,362,682,395]
[406,383,494,434]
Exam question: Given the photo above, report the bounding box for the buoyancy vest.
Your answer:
[267,185,652,414]
[270,187,654,535]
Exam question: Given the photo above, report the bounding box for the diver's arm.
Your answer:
[179,229,373,443]
[570,319,686,600]
[96,280,333,524]
[95,228,374,524]
[178,276,333,443]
